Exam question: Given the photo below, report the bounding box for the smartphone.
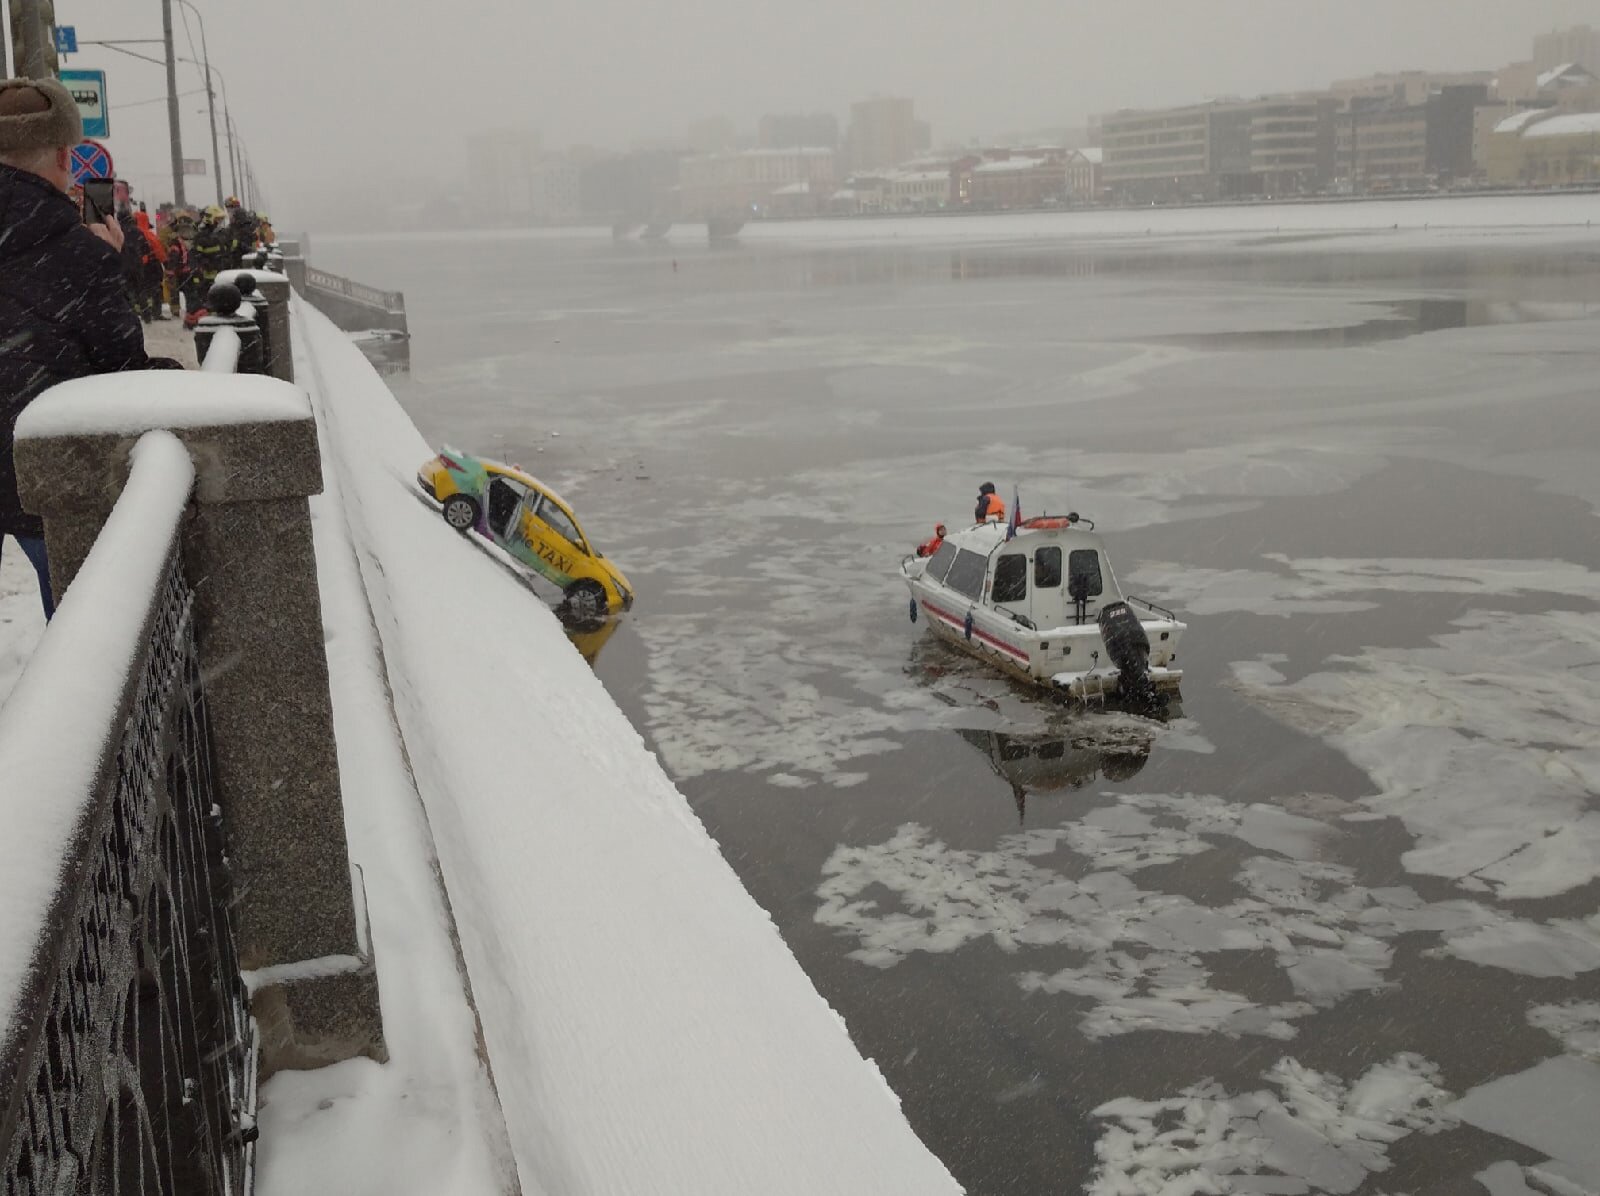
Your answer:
[81,177,116,226]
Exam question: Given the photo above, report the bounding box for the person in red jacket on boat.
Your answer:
[916,523,947,557]
[975,482,1005,524]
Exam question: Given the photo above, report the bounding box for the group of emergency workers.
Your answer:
[914,481,1008,558]
[113,192,275,327]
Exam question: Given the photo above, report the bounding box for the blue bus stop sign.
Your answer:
[70,140,114,185]
[59,69,108,138]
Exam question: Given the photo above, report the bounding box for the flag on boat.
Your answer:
[1006,485,1021,540]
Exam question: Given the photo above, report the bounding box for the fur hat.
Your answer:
[0,77,82,152]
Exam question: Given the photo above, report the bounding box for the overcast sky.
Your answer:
[9,0,1598,227]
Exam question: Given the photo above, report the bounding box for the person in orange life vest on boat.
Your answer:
[975,482,1005,524]
[916,523,947,557]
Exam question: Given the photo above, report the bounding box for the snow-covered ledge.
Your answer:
[14,372,384,1076]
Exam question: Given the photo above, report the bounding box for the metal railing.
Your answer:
[0,435,258,1194]
[302,265,404,313]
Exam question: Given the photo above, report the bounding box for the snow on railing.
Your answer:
[0,431,258,1194]
[200,325,243,374]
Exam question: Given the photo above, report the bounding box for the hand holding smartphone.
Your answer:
[79,177,125,251]
[81,177,116,225]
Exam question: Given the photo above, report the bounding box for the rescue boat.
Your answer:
[901,512,1185,707]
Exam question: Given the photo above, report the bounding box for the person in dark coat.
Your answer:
[975,481,1005,525]
[224,196,259,268]
[0,77,180,618]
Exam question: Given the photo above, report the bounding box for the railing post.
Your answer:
[279,237,307,292]
[221,268,293,382]
[14,374,384,1077]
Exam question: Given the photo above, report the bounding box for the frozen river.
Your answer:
[319,198,1600,1194]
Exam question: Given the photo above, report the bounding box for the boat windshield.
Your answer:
[945,549,988,601]
[925,539,959,583]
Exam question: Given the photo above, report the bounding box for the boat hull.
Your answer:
[906,573,1184,699]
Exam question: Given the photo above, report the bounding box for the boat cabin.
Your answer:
[920,520,1124,631]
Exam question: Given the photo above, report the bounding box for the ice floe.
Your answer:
[813,789,1587,1039]
[1128,555,1600,618]
[1453,1057,1600,1188]
[1090,1053,1455,1195]
[1528,1001,1600,1061]
[1233,603,1600,899]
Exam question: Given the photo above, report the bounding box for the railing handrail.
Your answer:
[302,265,404,312]
[0,429,194,1107]
[0,434,193,1048]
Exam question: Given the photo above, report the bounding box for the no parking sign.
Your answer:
[69,139,114,185]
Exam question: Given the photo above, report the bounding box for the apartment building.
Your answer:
[847,97,931,172]
[1534,25,1600,73]
[1334,84,1490,189]
[1100,95,1333,202]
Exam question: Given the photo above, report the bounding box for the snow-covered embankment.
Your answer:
[287,299,961,1195]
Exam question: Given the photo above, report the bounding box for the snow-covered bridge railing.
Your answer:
[5,374,384,1108]
[0,432,256,1194]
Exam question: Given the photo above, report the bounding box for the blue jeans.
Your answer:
[3,535,54,620]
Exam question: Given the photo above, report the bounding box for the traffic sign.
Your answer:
[53,26,77,54]
[59,69,108,138]
[69,140,114,185]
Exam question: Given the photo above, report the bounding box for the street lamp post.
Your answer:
[219,71,238,199]
[10,0,44,76]
[227,109,242,202]
[161,0,186,207]
[175,0,223,207]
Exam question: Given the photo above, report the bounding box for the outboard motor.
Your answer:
[1097,601,1164,713]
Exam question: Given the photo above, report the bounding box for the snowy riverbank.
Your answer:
[264,300,961,1194]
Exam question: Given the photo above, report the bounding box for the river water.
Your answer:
[320,204,1600,1195]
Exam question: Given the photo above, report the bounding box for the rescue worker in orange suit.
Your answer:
[917,523,947,557]
[975,482,1005,524]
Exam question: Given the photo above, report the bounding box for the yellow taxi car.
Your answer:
[417,447,633,619]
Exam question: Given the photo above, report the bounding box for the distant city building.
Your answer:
[466,127,542,215]
[1534,25,1600,74]
[1334,85,1488,190]
[1494,61,1543,103]
[1487,109,1600,185]
[464,128,581,224]
[1065,148,1103,202]
[1099,95,1334,203]
[847,97,927,172]
[677,148,837,217]
[759,113,840,151]
[526,159,581,224]
[881,166,952,211]
[1472,101,1546,177]
[954,149,1069,209]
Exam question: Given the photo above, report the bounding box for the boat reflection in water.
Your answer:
[956,724,1159,822]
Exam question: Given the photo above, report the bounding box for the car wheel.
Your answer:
[564,579,607,622]
[442,494,479,532]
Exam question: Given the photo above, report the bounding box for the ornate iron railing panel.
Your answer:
[303,265,404,313]
[0,548,257,1195]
